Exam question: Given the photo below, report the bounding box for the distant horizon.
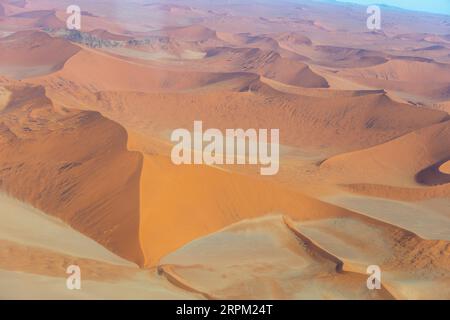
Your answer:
[332,0,450,16]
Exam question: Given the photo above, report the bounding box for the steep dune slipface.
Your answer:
[138,155,354,266]
[0,31,80,79]
[0,82,144,265]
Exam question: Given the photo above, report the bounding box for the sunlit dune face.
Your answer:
[440,161,450,175]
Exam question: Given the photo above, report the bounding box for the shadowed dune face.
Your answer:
[0,82,144,265]
[0,0,449,300]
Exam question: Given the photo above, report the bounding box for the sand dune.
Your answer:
[205,47,328,88]
[0,194,132,265]
[441,161,450,174]
[138,154,355,266]
[0,81,144,265]
[88,29,133,42]
[0,31,80,79]
[36,47,262,92]
[1,0,449,300]
[321,120,450,187]
[288,215,450,299]
[338,59,450,100]
[0,194,199,300]
[160,215,393,299]
[159,25,217,42]
[11,9,64,29]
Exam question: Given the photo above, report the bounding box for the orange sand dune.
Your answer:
[1,0,450,300]
[0,81,144,265]
[41,82,447,157]
[321,120,450,187]
[0,31,80,79]
[35,47,261,92]
[204,46,328,88]
[338,59,450,100]
[138,154,356,266]
[0,194,199,299]
[441,161,450,174]
[216,32,308,61]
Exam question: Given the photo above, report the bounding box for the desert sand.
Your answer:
[0,0,449,300]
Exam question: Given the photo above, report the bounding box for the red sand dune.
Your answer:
[338,59,450,100]
[0,81,144,265]
[205,46,329,87]
[0,31,80,79]
[321,120,450,187]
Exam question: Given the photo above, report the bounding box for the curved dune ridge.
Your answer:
[0,81,144,265]
[159,215,394,300]
[0,30,80,79]
[37,45,262,92]
[321,120,450,187]
[137,154,356,266]
[440,161,450,174]
[204,46,329,88]
[35,59,447,156]
[338,59,450,100]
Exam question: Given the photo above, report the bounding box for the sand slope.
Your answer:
[0,81,144,265]
[0,31,80,79]
[160,215,393,299]
[0,194,200,300]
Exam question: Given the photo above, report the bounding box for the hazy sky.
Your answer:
[335,0,450,15]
